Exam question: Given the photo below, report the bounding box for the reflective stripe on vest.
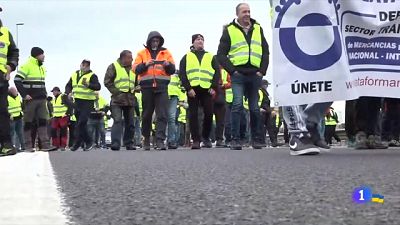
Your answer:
[226,88,233,103]
[134,49,173,84]
[17,57,46,86]
[227,23,262,68]
[71,71,96,100]
[113,61,135,93]
[168,74,181,96]
[0,27,10,74]
[186,52,215,89]
[7,95,22,118]
[52,94,68,117]
[178,106,186,123]
[258,89,263,107]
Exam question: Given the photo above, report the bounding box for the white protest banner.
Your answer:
[272,0,400,106]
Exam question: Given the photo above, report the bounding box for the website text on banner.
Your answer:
[272,0,400,106]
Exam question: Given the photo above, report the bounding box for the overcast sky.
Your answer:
[2,0,271,99]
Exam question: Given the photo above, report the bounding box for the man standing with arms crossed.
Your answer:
[217,3,270,150]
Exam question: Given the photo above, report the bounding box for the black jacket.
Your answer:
[0,26,19,86]
[179,50,220,92]
[217,19,269,76]
[65,70,101,96]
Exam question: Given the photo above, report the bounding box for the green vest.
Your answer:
[52,94,68,117]
[226,88,233,104]
[7,95,22,118]
[178,106,186,124]
[276,113,280,127]
[227,23,262,68]
[71,71,96,100]
[186,52,215,89]
[113,61,135,93]
[95,96,108,111]
[325,112,338,126]
[168,74,181,97]
[17,57,46,89]
[0,26,10,74]
[135,92,142,113]
[258,89,263,107]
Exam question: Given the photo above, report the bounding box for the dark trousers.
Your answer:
[345,100,357,140]
[0,86,12,146]
[111,105,135,147]
[324,125,340,144]
[142,89,168,141]
[382,98,400,141]
[51,116,69,148]
[188,87,213,142]
[213,103,226,142]
[355,97,382,136]
[74,99,94,147]
[68,120,76,147]
[261,112,277,145]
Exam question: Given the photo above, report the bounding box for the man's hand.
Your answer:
[145,59,155,67]
[82,78,89,87]
[134,85,141,91]
[5,65,12,81]
[256,72,264,77]
[24,95,32,101]
[188,89,196,98]
[208,88,216,96]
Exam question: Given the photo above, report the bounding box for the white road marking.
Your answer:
[0,152,70,225]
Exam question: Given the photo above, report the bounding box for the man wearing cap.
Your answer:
[133,31,175,150]
[65,59,101,151]
[50,87,73,151]
[179,34,220,149]
[217,3,269,150]
[15,47,55,152]
[0,11,19,156]
[105,50,136,151]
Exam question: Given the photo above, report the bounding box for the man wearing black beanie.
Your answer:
[0,8,20,156]
[179,34,220,149]
[14,47,56,152]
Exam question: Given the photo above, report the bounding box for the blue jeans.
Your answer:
[10,119,25,149]
[88,118,105,146]
[111,105,135,146]
[231,73,262,142]
[167,96,178,145]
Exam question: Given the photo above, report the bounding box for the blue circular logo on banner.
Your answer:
[275,0,342,71]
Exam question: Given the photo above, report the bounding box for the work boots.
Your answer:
[24,130,35,152]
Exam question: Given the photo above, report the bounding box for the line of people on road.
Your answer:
[1,3,397,157]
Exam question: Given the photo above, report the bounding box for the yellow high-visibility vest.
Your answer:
[52,94,68,117]
[71,71,95,100]
[186,52,215,89]
[227,23,262,68]
[113,61,135,93]
[7,95,22,118]
[0,26,10,74]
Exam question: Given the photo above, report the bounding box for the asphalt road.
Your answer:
[49,147,400,225]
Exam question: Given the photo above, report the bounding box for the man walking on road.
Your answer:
[65,59,101,151]
[179,34,220,149]
[15,47,55,152]
[217,3,270,150]
[104,50,136,151]
[133,31,176,150]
